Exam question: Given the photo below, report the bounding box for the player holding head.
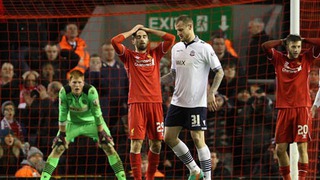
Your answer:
[161,15,224,180]
[111,25,175,180]
[262,34,320,180]
[40,70,126,180]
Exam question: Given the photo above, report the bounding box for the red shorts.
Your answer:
[275,107,312,143]
[128,103,164,140]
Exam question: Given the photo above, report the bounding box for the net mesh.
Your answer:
[0,0,319,179]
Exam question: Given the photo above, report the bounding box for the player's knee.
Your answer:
[191,136,204,148]
[164,135,174,146]
[130,140,143,153]
[150,141,161,153]
[275,145,286,156]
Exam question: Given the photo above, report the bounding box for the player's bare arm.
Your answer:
[141,27,166,37]
[261,39,282,58]
[208,68,224,112]
[141,27,175,52]
[161,69,176,85]
[303,38,320,55]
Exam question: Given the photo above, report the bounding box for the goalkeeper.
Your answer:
[41,70,126,180]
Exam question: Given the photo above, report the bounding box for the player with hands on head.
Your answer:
[161,15,224,180]
[262,34,320,180]
[40,70,126,180]
[111,24,175,180]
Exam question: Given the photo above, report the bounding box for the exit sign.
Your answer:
[146,7,233,41]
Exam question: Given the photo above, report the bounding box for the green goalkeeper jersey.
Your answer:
[59,84,104,125]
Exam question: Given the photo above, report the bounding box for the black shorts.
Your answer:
[165,104,207,131]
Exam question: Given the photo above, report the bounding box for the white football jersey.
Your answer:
[171,36,221,108]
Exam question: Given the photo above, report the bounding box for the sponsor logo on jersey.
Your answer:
[69,105,88,112]
[176,60,186,65]
[134,57,155,67]
[282,61,302,73]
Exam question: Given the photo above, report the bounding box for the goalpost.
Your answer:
[290,1,299,179]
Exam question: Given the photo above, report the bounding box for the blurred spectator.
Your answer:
[232,88,251,176]
[0,62,20,106]
[217,62,246,104]
[253,138,279,176]
[85,54,109,119]
[211,150,231,178]
[247,18,274,79]
[18,70,48,145]
[211,30,238,58]
[40,62,60,88]
[38,43,79,80]
[100,42,129,128]
[38,81,62,156]
[15,146,45,177]
[59,23,90,74]
[239,90,275,176]
[0,128,23,175]
[210,34,243,75]
[234,88,251,114]
[1,101,25,142]
[18,70,41,109]
[206,93,235,173]
[309,66,319,102]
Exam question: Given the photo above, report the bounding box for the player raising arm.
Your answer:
[111,25,175,180]
[41,70,126,180]
[161,15,224,180]
[262,34,320,180]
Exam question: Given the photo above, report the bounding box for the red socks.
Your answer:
[279,166,291,180]
[146,151,160,180]
[298,162,308,180]
[279,163,308,180]
[130,153,142,180]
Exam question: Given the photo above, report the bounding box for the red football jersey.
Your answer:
[269,48,315,108]
[119,47,163,103]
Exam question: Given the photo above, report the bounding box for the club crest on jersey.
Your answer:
[190,50,195,56]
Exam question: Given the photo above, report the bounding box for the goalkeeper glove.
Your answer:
[98,130,114,146]
[52,131,67,149]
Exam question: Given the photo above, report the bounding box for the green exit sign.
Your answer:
[146,6,233,42]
